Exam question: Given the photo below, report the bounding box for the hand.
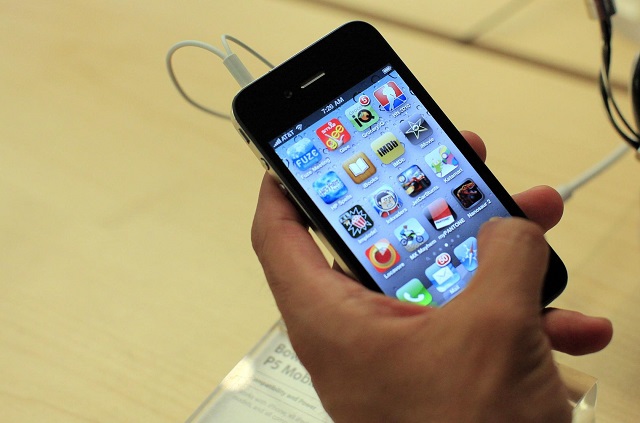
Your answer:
[251,131,612,423]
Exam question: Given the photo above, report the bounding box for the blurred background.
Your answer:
[1,1,639,421]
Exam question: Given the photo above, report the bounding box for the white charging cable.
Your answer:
[166,35,274,120]
[555,143,630,201]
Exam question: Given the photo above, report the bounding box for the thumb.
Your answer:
[468,218,550,312]
[251,173,363,321]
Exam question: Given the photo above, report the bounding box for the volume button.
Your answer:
[259,157,270,171]
[237,128,251,144]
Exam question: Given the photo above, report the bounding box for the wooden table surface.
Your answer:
[1,1,638,421]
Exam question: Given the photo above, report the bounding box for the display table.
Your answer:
[1,1,638,422]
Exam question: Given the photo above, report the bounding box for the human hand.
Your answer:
[251,131,613,423]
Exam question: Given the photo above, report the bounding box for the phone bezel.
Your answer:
[232,21,567,306]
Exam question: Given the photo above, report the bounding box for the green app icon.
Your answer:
[396,278,433,306]
[345,103,379,131]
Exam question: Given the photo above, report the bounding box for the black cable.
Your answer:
[596,9,640,149]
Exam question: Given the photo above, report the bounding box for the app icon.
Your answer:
[365,239,400,272]
[371,185,402,218]
[399,113,433,144]
[397,165,431,197]
[342,152,377,184]
[339,205,374,238]
[454,237,478,272]
[452,179,484,209]
[425,198,457,230]
[425,145,459,178]
[345,102,379,131]
[316,118,351,151]
[393,218,428,252]
[286,137,321,171]
[370,132,405,164]
[425,253,461,292]
[396,278,433,306]
[373,81,408,112]
[312,171,348,204]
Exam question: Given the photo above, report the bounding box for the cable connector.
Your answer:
[585,0,617,21]
[223,53,254,88]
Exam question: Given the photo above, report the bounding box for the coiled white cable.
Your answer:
[166,35,274,120]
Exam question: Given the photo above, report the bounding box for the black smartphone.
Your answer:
[232,21,567,307]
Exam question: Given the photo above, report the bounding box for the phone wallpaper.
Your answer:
[271,69,510,307]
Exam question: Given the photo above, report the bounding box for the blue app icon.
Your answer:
[287,137,321,170]
[313,171,348,204]
[425,253,461,293]
[453,237,478,272]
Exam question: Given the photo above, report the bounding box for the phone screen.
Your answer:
[267,66,512,307]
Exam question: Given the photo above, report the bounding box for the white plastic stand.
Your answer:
[186,320,597,423]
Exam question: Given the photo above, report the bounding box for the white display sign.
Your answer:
[187,321,332,423]
[187,320,596,423]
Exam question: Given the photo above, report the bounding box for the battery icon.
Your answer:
[382,65,393,74]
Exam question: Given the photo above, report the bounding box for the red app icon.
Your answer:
[365,239,401,272]
[373,81,407,112]
[316,118,351,151]
[425,198,457,230]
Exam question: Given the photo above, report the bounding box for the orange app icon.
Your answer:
[365,239,401,272]
[342,152,377,184]
[316,118,351,151]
